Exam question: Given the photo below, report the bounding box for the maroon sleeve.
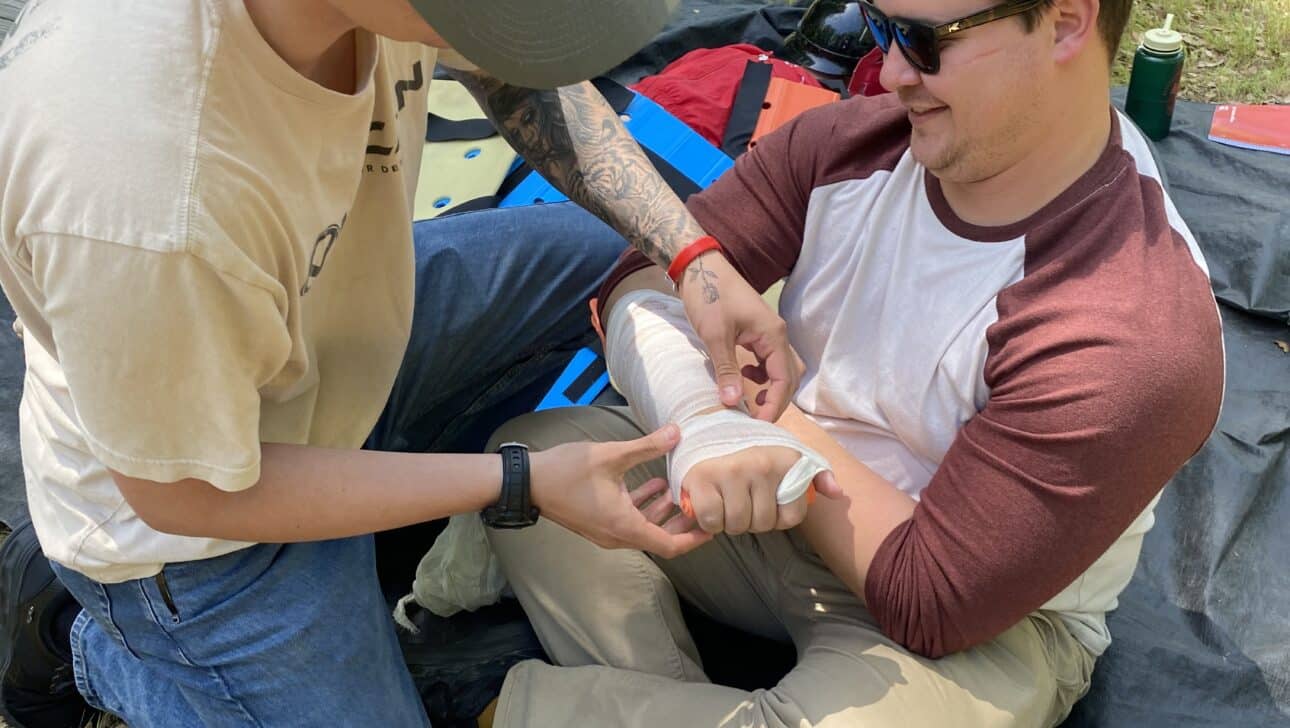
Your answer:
[863,170,1225,659]
[597,94,910,304]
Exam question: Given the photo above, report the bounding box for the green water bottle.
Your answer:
[1125,13,1185,140]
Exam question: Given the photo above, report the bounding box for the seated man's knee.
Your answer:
[486,411,549,454]
[486,406,630,455]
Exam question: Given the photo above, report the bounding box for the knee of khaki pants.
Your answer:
[485,406,705,681]
[485,404,666,498]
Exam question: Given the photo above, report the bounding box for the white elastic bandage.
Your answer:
[605,289,828,504]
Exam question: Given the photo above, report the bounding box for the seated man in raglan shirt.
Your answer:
[480,0,1225,726]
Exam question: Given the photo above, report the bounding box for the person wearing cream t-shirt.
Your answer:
[0,1,812,726]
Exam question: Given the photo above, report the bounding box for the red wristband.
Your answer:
[667,236,724,285]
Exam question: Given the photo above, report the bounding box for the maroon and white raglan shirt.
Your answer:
[601,93,1225,659]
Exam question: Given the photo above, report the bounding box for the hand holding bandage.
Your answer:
[606,290,834,534]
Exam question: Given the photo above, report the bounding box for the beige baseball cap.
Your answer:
[408,0,681,89]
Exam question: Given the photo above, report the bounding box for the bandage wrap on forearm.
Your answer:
[605,289,828,504]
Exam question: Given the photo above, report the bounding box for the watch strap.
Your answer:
[483,442,538,528]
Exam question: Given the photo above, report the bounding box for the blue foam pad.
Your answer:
[534,347,610,412]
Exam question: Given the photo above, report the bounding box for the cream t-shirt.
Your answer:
[0,0,439,582]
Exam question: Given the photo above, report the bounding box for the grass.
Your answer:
[1111,0,1290,103]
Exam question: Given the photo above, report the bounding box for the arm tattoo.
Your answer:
[450,70,706,268]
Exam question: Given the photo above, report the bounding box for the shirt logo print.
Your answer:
[301,214,347,296]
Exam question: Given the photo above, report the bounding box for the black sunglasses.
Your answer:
[859,0,1046,74]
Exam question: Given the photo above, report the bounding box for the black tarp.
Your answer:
[1,2,1287,726]
[0,310,20,528]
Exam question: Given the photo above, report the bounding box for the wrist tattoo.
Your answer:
[688,256,721,304]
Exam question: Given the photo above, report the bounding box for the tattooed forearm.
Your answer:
[450,70,704,268]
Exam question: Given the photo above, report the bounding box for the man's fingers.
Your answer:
[749,481,778,533]
[813,470,844,499]
[613,424,680,470]
[720,481,753,536]
[687,480,725,534]
[774,493,810,531]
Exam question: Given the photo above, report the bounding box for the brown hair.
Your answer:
[1021,0,1135,64]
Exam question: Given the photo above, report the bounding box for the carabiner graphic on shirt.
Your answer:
[301,214,348,296]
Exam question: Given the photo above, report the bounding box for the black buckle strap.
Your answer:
[424,115,498,143]
[722,60,774,158]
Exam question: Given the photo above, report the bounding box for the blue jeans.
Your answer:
[51,202,628,726]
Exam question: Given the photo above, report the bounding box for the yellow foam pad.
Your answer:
[415,80,518,220]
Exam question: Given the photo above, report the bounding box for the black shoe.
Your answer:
[0,520,96,728]
[398,599,547,728]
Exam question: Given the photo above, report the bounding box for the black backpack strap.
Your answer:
[642,146,701,201]
[722,60,774,158]
[591,77,638,115]
[424,114,498,142]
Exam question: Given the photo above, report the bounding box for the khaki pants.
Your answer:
[486,406,1095,728]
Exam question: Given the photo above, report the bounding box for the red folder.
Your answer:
[1209,104,1290,156]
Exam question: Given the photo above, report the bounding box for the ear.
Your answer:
[1050,0,1100,65]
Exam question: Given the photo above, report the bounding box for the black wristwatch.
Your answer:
[481,442,539,529]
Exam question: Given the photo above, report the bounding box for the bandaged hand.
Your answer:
[680,438,807,535]
[607,290,833,534]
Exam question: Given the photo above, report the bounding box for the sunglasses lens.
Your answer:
[893,22,938,73]
[860,5,892,52]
